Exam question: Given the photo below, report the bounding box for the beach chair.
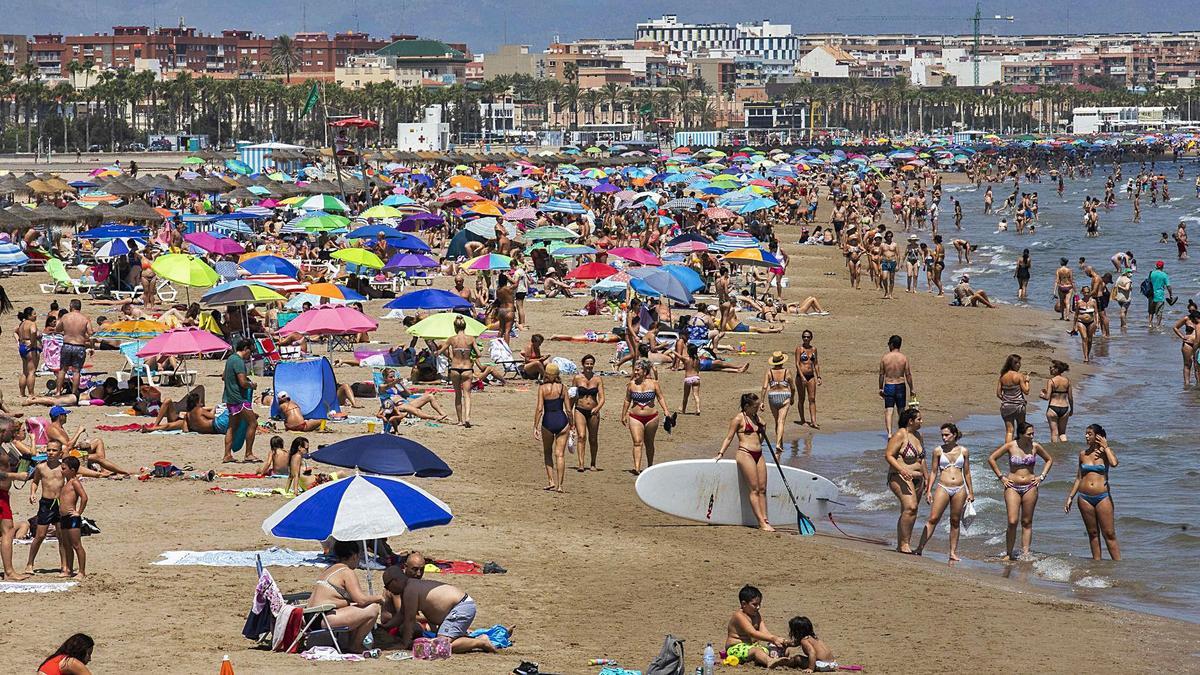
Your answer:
[39,259,88,294]
[119,341,160,386]
[487,338,526,377]
[246,559,343,654]
[252,336,282,376]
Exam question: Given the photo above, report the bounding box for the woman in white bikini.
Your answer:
[759,351,795,449]
[914,423,974,561]
[987,421,1054,561]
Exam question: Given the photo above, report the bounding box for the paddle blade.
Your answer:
[797,510,816,536]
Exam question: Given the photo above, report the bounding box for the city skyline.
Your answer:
[8,0,1200,52]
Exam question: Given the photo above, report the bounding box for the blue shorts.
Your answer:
[883,383,906,409]
[213,410,230,434]
[881,260,898,273]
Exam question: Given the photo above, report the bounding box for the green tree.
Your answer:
[271,35,302,84]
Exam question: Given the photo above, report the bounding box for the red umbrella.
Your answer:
[280,304,378,336]
[330,116,379,129]
[244,273,307,293]
[702,207,736,220]
[608,246,662,266]
[565,262,618,280]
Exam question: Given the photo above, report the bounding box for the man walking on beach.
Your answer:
[222,340,260,463]
[1148,261,1175,328]
[879,231,899,299]
[56,300,92,397]
[879,335,914,437]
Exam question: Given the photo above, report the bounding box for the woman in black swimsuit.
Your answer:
[1014,249,1031,300]
[437,316,478,428]
[884,407,927,554]
[1039,360,1073,442]
[1074,286,1098,363]
[534,363,572,493]
[793,330,821,429]
[570,354,604,472]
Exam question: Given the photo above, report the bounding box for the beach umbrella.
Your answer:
[96,319,168,339]
[225,159,253,175]
[181,156,205,165]
[261,474,452,541]
[608,246,662,266]
[384,289,472,311]
[310,435,452,477]
[658,264,705,292]
[346,223,404,240]
[724,247,782,268]
[628,268,694,304]
[523,225,577,241]
[386,232,432,252]
[465,200,504,217]
[300,195,350,212]
[359,205,405,219]
[305,282,367,302]
[330,248,385,269]
[183,232,245,256]
[737,197,778,213]
[77,224,147,240]
[292,213,351,232]
[381,194,415,207]
[463,253,513,271]
[238,255,300,278]
[0,243,28,267]
[551,245,598,258]
[151,254,220,288]
[541,198,587,214]
[502,206,539,221]
[407,312,487,339]
[383,252,439,271]
[93,238,139,259]
[399,213,443,231]
[279,304,378,336]
[565,262,618,280]
[448,175,482,191]
[136,327,230,357]
[201,283,286,306]
[667,240,709,254]
[243,273,307,293]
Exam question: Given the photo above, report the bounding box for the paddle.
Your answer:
[759,431,816,536]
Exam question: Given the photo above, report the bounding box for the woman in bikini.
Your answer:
[903,235,922,293]
[759,351,795,449]
[571,354,604,472]
[1014,248,1031,300]
[679,343,702,415]
[493,274,516,346]
[996,354,1029,443]
[885,407,927,554]
[621,359,669,475]
[914,423,974,561]
[1064,423,1120,561]
[1171,309,1200,387]
[1074,285,1098,363]
[15,307,41,398]
[437,316,478,428]
[1040,359,1073,442]
[988,421,1054,561]
[793,330,821,429]
[533,363,572,492]
[306,539,383,652]
[715,393,774,532]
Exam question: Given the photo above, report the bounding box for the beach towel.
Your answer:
[42,334,62,371]
[155,547,331,568]
[207,486,294,498]
[469,624,514,649]
[0,581,76,593]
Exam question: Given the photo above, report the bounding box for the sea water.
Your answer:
[779,163,1200,622]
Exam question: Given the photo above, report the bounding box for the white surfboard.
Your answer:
[635,459,839,528]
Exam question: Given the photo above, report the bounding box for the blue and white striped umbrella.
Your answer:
[0,243,28,266]
[262,474,452,541]
[94,237,142,259]
[541,198,587,214]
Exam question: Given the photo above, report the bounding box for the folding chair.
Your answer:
[252,336,282,376]
[246,557,343,655]
[487,337,526,378]
[119,341,160,386]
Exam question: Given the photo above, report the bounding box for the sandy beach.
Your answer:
[0,173,1197,675]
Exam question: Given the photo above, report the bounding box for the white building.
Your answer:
[1072,106,1177,134]
[799,44,853,78]
[636,14,738,57]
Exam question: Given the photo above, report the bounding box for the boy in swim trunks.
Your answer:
[57,456,87,579]
[725,585,787,667]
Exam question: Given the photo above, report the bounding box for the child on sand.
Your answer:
[57,457,87,580]
[724,585,787,667]
[781,616,838,671]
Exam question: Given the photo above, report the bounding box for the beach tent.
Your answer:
[270,357,341,421]
[238,142,305,174]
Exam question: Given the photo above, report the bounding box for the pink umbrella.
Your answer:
[136,327,230,357]
[608,246,662,266]
[667,241,709,254]
[502,206,539,221]
[244,273,307,293]
[184,232,245,256]
[279,304,378,336]
[258,198,281,208]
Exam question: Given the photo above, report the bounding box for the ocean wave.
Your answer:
[1075,576,1112,589]
[1033,556,1073,582]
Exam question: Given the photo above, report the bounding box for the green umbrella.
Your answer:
[523,225,578,241]
[300,194,350,212]
[331,248,385,269]
[359,205,405,219]
[182,156,206,165]
[407,312,487,340]
[151,254,220,288]
[295,213,351,232]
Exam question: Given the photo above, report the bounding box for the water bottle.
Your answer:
[703,642,715,675]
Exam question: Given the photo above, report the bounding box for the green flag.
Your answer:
[302,82,320,117]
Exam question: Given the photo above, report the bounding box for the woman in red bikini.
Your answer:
[716,393,774,532]
[621,360,669,475]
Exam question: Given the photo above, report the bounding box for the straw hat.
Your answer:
[768,351,788,367]
[544,363,560,380]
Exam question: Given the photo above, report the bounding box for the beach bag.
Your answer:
[1139,276,1154,299]
[413,636,451,660]
[646,634,684,675]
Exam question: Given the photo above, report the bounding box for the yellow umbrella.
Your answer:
[279,196,306,205]
[467,200,504,216]
[359,205,404,219]
[330,248,384,269]
[407,312,487,339]
[151,254,219,288]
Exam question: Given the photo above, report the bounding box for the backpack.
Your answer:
[1139,276,1154,299]
[646,634,685,675]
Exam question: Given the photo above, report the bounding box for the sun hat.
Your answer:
[907,234,919,241]
[768,351,788,367]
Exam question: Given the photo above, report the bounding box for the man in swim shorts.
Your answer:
[725,585,787,667]
[221,340,259,463]
[879,335,915,437]
[879,231,899,299]
[55,299,92,397]
[380,570,499,653]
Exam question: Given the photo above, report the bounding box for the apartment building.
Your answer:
[0,34,28,68]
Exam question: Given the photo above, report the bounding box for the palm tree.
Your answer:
[600,82,623,124]
[51,81,73,151]
[271,35,302,84]
[561,82,580,129]
[670,77,695,128]
[580,89,601,125]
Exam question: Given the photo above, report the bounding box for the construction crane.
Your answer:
[835,3,1015,87]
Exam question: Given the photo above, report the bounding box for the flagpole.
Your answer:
[320,82,349,207]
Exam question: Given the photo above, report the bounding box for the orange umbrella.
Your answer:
[238,251,276,263]
[467,200,504,217]
[449,175,481,191]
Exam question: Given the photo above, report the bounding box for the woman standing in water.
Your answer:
[914,423,974,561]
[570,354,604,471]
[1040,360,1074,442]
[1065,423,1120,561]
[1014,249,1031,300]
[621,359,669,474]
[715,393,773,532]
[1074,285,1099,363]
[884,407,927,554]
[997,354,1029,443]
[988,421,1054,561]
[760,352,795,449]
[1171,309,1200,386]
[793,330,821,428]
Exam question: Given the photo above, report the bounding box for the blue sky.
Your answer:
[13,1,1200,52]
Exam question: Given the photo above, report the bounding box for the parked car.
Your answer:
[87,144,102,152]
[149,138,173,151]
[126,142,146,152]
